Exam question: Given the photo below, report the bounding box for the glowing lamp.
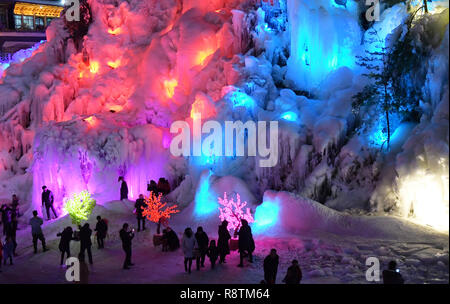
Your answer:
[84,116,97,127]
[195,48,215,66]
[108,28,122,35]
[218,192,254,233]
[107,59,121,69]
[281,111,298,121]
[64,191,96,225]
[399,170,449,232]
[109,105,123,112]
[252,199,279,233]
[89,61,99,74]
[163,79,178,98]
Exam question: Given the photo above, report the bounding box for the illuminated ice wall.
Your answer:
[286,0,361,91]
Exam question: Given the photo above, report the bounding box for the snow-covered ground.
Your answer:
[0,195,448,284]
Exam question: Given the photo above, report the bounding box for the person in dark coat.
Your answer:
[11,195,20,217]
[57,227,74,265]
[134,194,146,232]
[383,260,404,284]
[78,223,93,264]
[147,180,158,196]
[157,178,171,195]
[217,220,231,264]
[206,240,219,269]
[165,227,180,251]
[118,177,128,200]
[236,219,255,267]
[41,186,58,220]
[283,260,302,284]
[94,216,108,249]
[7,210,18,256]
[194,226,209,269]
[119,223,135,269]
[1,204,11,236]
[264,249,279,284]
[29,210,48,253]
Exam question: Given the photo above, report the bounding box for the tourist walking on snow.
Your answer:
[118,176,128,201]
[120,223,135,269]
[1,204,11,236]
[2,236,14,265]
[57,227,74,265]
[164,227,180,251]
[11,194,20,217]
[194,226,209,269]
[263,249,279,284]
[283,259,302,284]
[218,220,231,264]
[206,240,219,269]
[182,227,198,274]
[41,186,58,220]
[7,210,18,256]
[78,223,93,264]
[95,216,108,249]
[383,260,404,284]
[134,194,146,232]
[29,210,47,253]
[236,219,255,267]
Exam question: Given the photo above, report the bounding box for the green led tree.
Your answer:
[64,190,96,225]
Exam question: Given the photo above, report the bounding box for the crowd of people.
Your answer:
[0,179,406,284]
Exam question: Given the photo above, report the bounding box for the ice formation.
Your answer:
[0,0,448,235]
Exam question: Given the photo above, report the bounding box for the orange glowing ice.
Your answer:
[163,78,178,98]
[89,61,99,74]
[195,48,216,66]
[108,28,122,35]
[107,59,121,69]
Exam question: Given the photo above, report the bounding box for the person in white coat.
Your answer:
[182,227,198,274]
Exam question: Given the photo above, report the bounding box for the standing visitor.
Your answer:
[236,219,255,267]
[282,260,302,284]
[118,177,128,201]
[194,226,209,269]
[134,194,146,232]
[147,180,158,195]
[263,249,279,284]
[57,227,74,265]
[41,186,58,220]
[119,223,135,269]
[29,210,47,253]
[383,260,405,284]
[1,204,11,236]
[182,227,198,274]
[217,220,231,264]
[8,210,18,256]
[78,223,93,264]
[94,216,108,249]
[206,240,219,269]
[166,227,180,251]
[11,194,20,217]
[2,236,14,265]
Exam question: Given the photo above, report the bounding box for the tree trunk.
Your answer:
[424,0,429,13]
[384,84,391,150]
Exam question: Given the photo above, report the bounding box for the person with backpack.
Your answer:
[283,260,302,284]
[217,220,231,264]
[194,226,209,269]
[57,227,74,265]
[29,210,48,253]
[236,219,255,267]
[182,227,198,274]
[206,240,219,269]
[95,216,108,249]
[78,223,93,264]
[263,248,279,284]
[134,194,147,232]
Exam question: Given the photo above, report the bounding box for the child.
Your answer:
[3,236,14,265]
[206,240,219,269]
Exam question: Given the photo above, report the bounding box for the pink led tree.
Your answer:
[218,192,254,233]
